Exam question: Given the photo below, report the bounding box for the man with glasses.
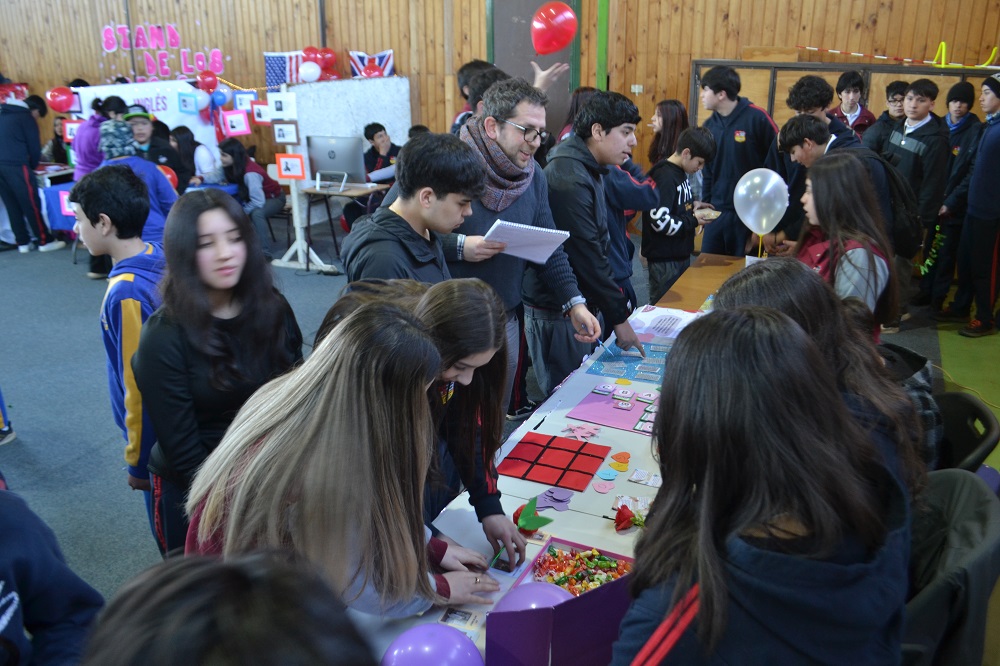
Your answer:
[399,77,599,410]
[863,80,909,157]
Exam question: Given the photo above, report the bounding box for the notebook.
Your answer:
[483,219,570,264]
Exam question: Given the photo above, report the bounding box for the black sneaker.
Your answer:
[506,399,538,421]
[959,320,997,338]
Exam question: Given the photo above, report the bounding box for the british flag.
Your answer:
[263,51,304,89]
[348,49,395,78]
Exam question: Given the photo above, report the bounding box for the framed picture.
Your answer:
[250,100,271,125]
[68,91,83,114]
[267,92,296,120]
[62,119,84,143]
[221,110,251,137]
[178,91,198,114]
[233,90,258,111]
[272,120,299,145]
[275,153,306,180]
[59,190,74,217]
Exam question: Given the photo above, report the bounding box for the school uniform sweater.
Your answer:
[941,113,981,219]
[829,104,878,138]
[102,242,166,479]
[701,97,778,212]
[885,114,950,226]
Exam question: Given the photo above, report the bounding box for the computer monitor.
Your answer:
[306,136,367,190]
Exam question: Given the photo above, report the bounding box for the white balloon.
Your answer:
[734,168,789,236]
[215,83,233,104]
[194,89,211,110]
[299,61,322,83]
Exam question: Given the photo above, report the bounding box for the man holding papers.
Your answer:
[523,91,646,395]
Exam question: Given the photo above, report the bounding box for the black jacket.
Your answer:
[139,137,189,192]
[134,303,302,489]
[342,205,451,283]
[884,114,950,225]
[0,103,41,168]
[642,160,698,261]
[862,111,900,157]
[524,134,631,327]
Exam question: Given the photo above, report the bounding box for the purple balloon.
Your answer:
[492,582,574,613]
[381,623,483,666]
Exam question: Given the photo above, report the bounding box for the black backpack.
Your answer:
[845,147,923,258]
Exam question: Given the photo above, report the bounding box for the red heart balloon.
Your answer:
[45,87,74,113]
[302,46,320,64]
[195,70,218,93]
[531,1,578,55]
[318,47,337,70]
[362,62,383,78]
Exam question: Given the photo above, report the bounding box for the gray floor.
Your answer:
[0,221,942,601]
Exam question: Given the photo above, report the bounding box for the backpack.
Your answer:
[845,147,923,258]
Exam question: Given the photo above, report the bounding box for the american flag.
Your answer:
[348,49,395,78]
[263,51,304,89]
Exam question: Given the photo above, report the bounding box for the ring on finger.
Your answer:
[475,576,481,584]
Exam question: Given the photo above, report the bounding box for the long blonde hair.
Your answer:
[187,302,441,606]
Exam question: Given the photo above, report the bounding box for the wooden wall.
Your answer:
[1,0,998,165]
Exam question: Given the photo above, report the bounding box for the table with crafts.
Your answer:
[353,254,746,663]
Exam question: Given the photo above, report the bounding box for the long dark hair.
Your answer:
[415,279,508,472]
[648,100,689,164]
[715,257,925,494]
[631,307,888,652]
[160,188,294,389]
[219,138,251,202]
[171,125,201,175]
[50,117,68,164]
[798,152,899,325]
[561,86,599,138]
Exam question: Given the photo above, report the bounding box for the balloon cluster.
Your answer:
[194,70,222,110]
[300,46,339,82]
[531,2,578,55]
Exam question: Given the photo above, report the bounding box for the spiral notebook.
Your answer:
[483,219,570,264]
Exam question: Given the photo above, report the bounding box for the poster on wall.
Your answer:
[62,119,84,143]
[76,81,218,149]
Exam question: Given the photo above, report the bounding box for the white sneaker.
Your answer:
[38,240,66,252]
[17,244,33,253]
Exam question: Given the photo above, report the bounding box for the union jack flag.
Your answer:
[263,51,304,89]
[348,49,395,78]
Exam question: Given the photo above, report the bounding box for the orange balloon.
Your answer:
[157,165,179,189]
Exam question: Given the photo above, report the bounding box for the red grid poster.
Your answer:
[497,432,611,491]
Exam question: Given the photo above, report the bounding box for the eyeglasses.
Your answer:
[499,118,549,143]
[887,97,905,106]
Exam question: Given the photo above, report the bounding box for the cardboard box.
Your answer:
[485,537,633,665]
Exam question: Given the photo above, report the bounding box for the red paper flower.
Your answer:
[614,505,645,532]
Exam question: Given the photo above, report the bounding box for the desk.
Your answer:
[273,183,389,274]
[654,252,745,309]
[34,163,74,187]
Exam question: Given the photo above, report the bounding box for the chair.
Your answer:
[902,469,1000,665]
[935,392,1000,472]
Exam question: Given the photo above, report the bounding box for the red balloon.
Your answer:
[318,47,337,70]
[362,62,383,78]
[45,87,74,113]
[319,70,340,81]
[302,46,320,64]
[157,165,179,190]
[196,70,218,92]
[531,1,578,55]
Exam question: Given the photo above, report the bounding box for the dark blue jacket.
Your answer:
[611,466,910,665]
[604,160,658,283]
[701,97,777,212]
[966,116,1000,220]
[941,113,981,220]
[0,489,104,665]
[0,103,41,168]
